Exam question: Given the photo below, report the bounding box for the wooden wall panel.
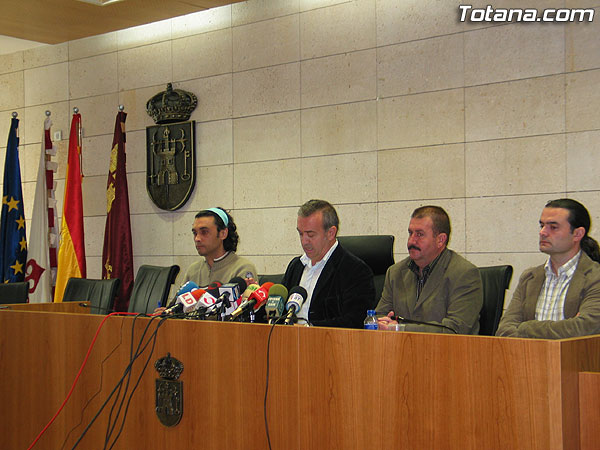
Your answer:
[579,372,600,450]
[0,312,298,450]
[2,311,600,449]
[297,330,562,450]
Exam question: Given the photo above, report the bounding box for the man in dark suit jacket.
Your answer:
[376,205,483,334]
[281,199,375,329]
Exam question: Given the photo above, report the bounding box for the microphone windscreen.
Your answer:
[248,282,274,305]
[207,281,222,290]
[229,276,247,295]
[206,287,221,298]
[262,281,275,291]
[267,284,288,301]
[176,281,200,297]
[286,286,308,312]
[265,284,288,318]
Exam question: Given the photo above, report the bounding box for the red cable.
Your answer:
[26,311,142,450]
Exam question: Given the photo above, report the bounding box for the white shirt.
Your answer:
[535,250,581,321]
[296,240,338,323]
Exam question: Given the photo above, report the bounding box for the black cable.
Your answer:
[70,314,160,449]
[393,315,457,333]
[60,317,127,450]
[263,315,287,450]
[103,315,146,447]
[104,314,148,445]
[107,318,165,450]
[103,315,163,448]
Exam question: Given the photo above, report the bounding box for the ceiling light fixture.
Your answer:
[76,0,125,6]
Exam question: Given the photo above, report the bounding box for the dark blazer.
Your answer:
[282,243,375,329]
[496,251,600,339]
[375,249,483,334]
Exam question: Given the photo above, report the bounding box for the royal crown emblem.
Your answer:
[146,83,197,124]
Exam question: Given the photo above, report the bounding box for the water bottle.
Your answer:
[364,309,378,330]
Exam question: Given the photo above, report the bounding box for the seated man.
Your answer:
[157,207,257,313]
[496,199,600,339]
[376,206,483,334]
[281,199,375,328]
[183,207,257,286]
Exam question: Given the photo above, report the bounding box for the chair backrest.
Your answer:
[477,265,513,336]
[128,265,180,314]
[258,274,284,285]
[63,278,121,314]
[0,281,29,304]
[337,235,395,306]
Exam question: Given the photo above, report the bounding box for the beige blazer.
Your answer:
[497,251,600,339]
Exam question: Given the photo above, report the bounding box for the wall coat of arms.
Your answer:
[146,83,197,211]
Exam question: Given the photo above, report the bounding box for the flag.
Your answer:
[102,111,133,311]
[54,113,86,302]
[25,117,58,303]
[0,116,27,283]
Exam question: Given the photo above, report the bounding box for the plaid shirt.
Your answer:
[535,250,582,321]
[408,249,445,300]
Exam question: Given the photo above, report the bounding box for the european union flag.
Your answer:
[0,117,27,282]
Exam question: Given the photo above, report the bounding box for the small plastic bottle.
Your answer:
[364,309,378,330]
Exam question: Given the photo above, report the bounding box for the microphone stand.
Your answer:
[217,295,231,322]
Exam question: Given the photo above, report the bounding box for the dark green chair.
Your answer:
[128,265,180,314]
[337,235,395,307]
[258,274,284,285]
[63,278,121,314]
[0,281,29,304]
[477,265,513,336]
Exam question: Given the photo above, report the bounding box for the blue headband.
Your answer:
[207,207,229,227]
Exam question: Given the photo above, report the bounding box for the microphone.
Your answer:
[198,289,220,309]
[197,277,249,319]
[218,277,246,307]
[249,282,273,310]
[264,284,288,323]
[206,281,222,290]
[183,289,226,320]
[240,283,259,302]
[78,302,116,314]
[392,315,457,334]
[205,287,221,300]
[284,286,308,325]
[229,282,274,321]
[162,281,200,308]
[164,287,204,315]
[182,289,221,317]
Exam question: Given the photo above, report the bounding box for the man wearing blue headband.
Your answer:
[182,207,257,287]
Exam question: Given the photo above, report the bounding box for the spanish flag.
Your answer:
[54,112,86,302]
